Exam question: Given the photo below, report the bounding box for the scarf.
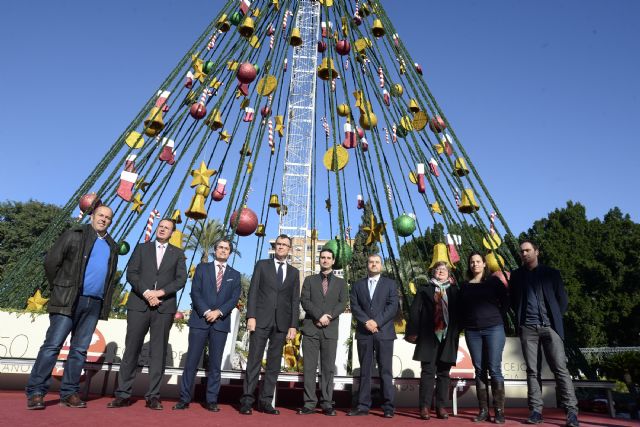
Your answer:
[431,277,450,342]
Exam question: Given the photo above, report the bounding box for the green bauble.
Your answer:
[118,241,130,256]
[323,238,353,270]
[203,60,214,74]
[230,11,242,26]
[396,124,409,138]
[393,214,416,237]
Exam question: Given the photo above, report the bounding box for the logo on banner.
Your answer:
[52,329,107,380]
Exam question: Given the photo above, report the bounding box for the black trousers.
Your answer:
[419,349,453,409]
[240,324,286,408]
[355,335,395,411]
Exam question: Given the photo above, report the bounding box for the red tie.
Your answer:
[216,264,224,292]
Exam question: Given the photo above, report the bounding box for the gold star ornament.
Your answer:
[362,214,385,245]
[131,193,145,213]
[26,289,48,312]
[190,161,216,188]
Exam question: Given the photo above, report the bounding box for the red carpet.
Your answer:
[0,391,634,427]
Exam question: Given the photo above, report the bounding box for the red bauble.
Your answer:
[229,207,259,236]
[336,39,350,55]
[174,312,185,320]
[79,193,101,213]
[237,62,257,84]
[429,115,447,133]
[492,270,511,287]
[260,105,271,117]
[356,127,365,139]
[190,103,207,120]
[317,40,327,53]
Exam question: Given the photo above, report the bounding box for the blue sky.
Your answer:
[1,0,639,284]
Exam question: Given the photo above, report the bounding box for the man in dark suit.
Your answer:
[348,254,399,418]
[239,234,300,415]
[510,240,579,427]
[173,238,241,412]
[297,248,348,416]
[107,218,187,410]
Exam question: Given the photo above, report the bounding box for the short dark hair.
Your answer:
[519,239,539,251]
[465,251,490,281]
[368,253,383,263]
[276,234,292,245]
[319,248,334,258]
[158,218,176,231]
[214,237,233,253]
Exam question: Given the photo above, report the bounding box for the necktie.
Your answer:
[157,244,165,269]
[322,274,329,296]
[216,264,224,293]
[277,261,284,286]
[368,279,375,299]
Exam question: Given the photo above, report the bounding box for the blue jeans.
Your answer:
[26,296,102,398]
[465,324,506,383]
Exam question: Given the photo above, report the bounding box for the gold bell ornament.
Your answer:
[454,158,469,176]
[317,58,339,80]
[238,16,255,37]
[458,188,479,214]
[216,14,231,32]
[143,107,165,137]
[486,251,505,273]
[169,230,184,249]
[429,243,453,269]
[268,194,281,208]
[205,109,223,130]
[408,99,420,113]
[337,104,351,117]
[185,185,209,220]
[290,28,303,46]
[371,19,385,38]
[255,224,266,237]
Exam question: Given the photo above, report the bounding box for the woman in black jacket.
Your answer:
[459,251,509,424]
[406,261,460,420]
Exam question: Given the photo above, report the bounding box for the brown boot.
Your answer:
[420,406,430,420]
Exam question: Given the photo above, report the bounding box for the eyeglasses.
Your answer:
[275,242,291,248]
[434,268,449,273]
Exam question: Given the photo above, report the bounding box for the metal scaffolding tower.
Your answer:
[279,0,320,277]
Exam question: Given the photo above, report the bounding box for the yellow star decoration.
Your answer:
[135,176,150,192]
[191,55,206,83]
[131,193,145,213]
[190,161,216,188]
[220,130,231,142]
[362,214,385,245]
[430,201,442,215]
[119,291,129,306]
[208,77,222,90]
[26,290,48,312]
[272,0,280,10]
[247,162,253,174]
[189,265,196,279]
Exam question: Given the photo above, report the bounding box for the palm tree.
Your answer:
[184,219,239,263]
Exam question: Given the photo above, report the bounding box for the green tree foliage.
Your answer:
[0,200,69,283]
[520,202,640,347]
[184,219,238,264]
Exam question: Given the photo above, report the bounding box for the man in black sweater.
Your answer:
[510,240,579,427]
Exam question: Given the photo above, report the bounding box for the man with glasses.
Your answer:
[239,234,300,415]
[173,238,241,412]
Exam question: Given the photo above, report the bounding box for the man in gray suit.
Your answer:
[297,248,348,416]
[239,234,300,415]
[348,254,399,418]
[107,218,187,410]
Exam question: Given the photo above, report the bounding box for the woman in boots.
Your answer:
[459,252,509,423]
[406,262,460,420]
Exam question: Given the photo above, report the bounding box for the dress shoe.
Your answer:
[297,407,315,415]
[259,405,280,415]
[347,408,369,416]
[323,407,337,416]
[239,405,253,415]
[205,402,220,412]
[525,411,544,424]
[145,397,163,410]
[383,409,394,418]
[60,393,87,408]
[565,412,579,427]
[27,395,45,410]
[436,407,449,419]
[172,401,189,410]
[107,397,131,408]
[419,407,430,420]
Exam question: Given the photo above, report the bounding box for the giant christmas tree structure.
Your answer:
[0,0,518,313]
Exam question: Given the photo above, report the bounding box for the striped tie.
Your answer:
[216,264,224,292]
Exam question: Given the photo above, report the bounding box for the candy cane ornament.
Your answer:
[145,209,160,242]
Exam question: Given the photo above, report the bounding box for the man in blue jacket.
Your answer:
[173,238,241,412]
[510,240,579,427]
[348,254,399,418]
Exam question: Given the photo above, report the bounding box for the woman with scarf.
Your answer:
[459,252,509,424]
[406,261,460,420]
